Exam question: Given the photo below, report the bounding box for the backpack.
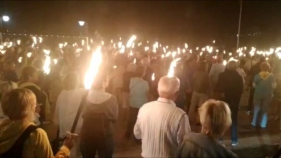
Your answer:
[0,125,38,158]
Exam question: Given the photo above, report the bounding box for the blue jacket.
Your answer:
[253,71,276,99]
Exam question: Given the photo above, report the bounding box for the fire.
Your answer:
[167,58,181,77]
[84,46,103,90]
[27,52,32,58]
[43,56,51,74]
[126,35,137,48]
[152,73,155,81]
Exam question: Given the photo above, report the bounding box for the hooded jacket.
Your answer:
[81,89,118,136]
[0,119,70,158]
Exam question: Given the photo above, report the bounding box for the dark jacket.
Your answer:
[122,71,136,93]
[218,69,243,99]
[177,133,237,158]
[191,71,209,94]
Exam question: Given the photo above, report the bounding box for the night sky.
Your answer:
[1,1,281,45]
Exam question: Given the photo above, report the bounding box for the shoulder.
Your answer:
[27,127,49,146]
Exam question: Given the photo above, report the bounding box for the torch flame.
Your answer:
[32,37,37,45]
[43,49,50,55]
[43,56,51,74]
[39,37,43,43]
[133,58,136,64]
[126,35,137,48]
[27,52,32,58]
[17,40,21,45]
[18,57,22,63]
[167,58,181,78]
[84,46,103,90]
[152,73,155,81]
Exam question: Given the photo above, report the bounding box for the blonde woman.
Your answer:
[0,81,18,121]
[177,100,237,158]
[0,89,74,157]
[252,62,276,128]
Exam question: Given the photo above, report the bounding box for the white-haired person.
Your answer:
[0,89,74,157]
[217,61,243,146]
[177,100,238,158]
[134,76,191,158]
[0,81,18,121]
[251,62,276,128]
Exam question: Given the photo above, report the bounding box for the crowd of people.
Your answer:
[0,35,280,158]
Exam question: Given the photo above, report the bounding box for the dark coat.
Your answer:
[218,69,243,99]
[177,133,238,158]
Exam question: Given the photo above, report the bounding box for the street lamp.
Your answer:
[0,15,10,44]
[78,21,89,48]
[2,15,10,22]
[78,21,85,27]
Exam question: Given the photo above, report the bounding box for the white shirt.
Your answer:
[129,77,149,108]
[54,88,86,158]
[209,63,225,83]
[134,98,191,158]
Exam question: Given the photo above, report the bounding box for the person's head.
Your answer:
[199,100,232,139]
[227,61,238,70]
[21,66,39,83]
[259,57,266,63]
[135,66,146,78]
[91,69,109,90]
[260,62,271,72]
[0,81,18,98]
[157,76,180,101]
[4,61,16,71]
[217,54,224,63]
[198,61,208,72]
[1,89,36,121]
[127,63,136,72]
[63,72,79,90]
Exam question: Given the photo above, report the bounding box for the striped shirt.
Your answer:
[134,98,191,158]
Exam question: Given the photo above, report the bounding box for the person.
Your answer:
[109,63,125,107]
[2,61,19,82]
[247,57,266,114]
[125,66,149,141]
[80,70,118,158]
[0,89,74,158]
[251,62,276,128]
[0,81,18,121]
[209,54,225,99]
[18,66,51,123]
[188,61,210,125]
[237,60,247,85]
[121,63,136,120]
[175,62,188,110]
[134,76,191,158]
[54,72,86,158]
[177,100,237,158]
[218,61,243,146]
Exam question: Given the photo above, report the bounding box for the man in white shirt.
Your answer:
[134,76,191,158]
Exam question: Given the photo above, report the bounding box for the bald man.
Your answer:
[134,76,191,158]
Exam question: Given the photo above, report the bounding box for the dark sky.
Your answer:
[1,1,281,44]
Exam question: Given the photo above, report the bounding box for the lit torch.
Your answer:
[167,58,181,77]
[84,46,103,90]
